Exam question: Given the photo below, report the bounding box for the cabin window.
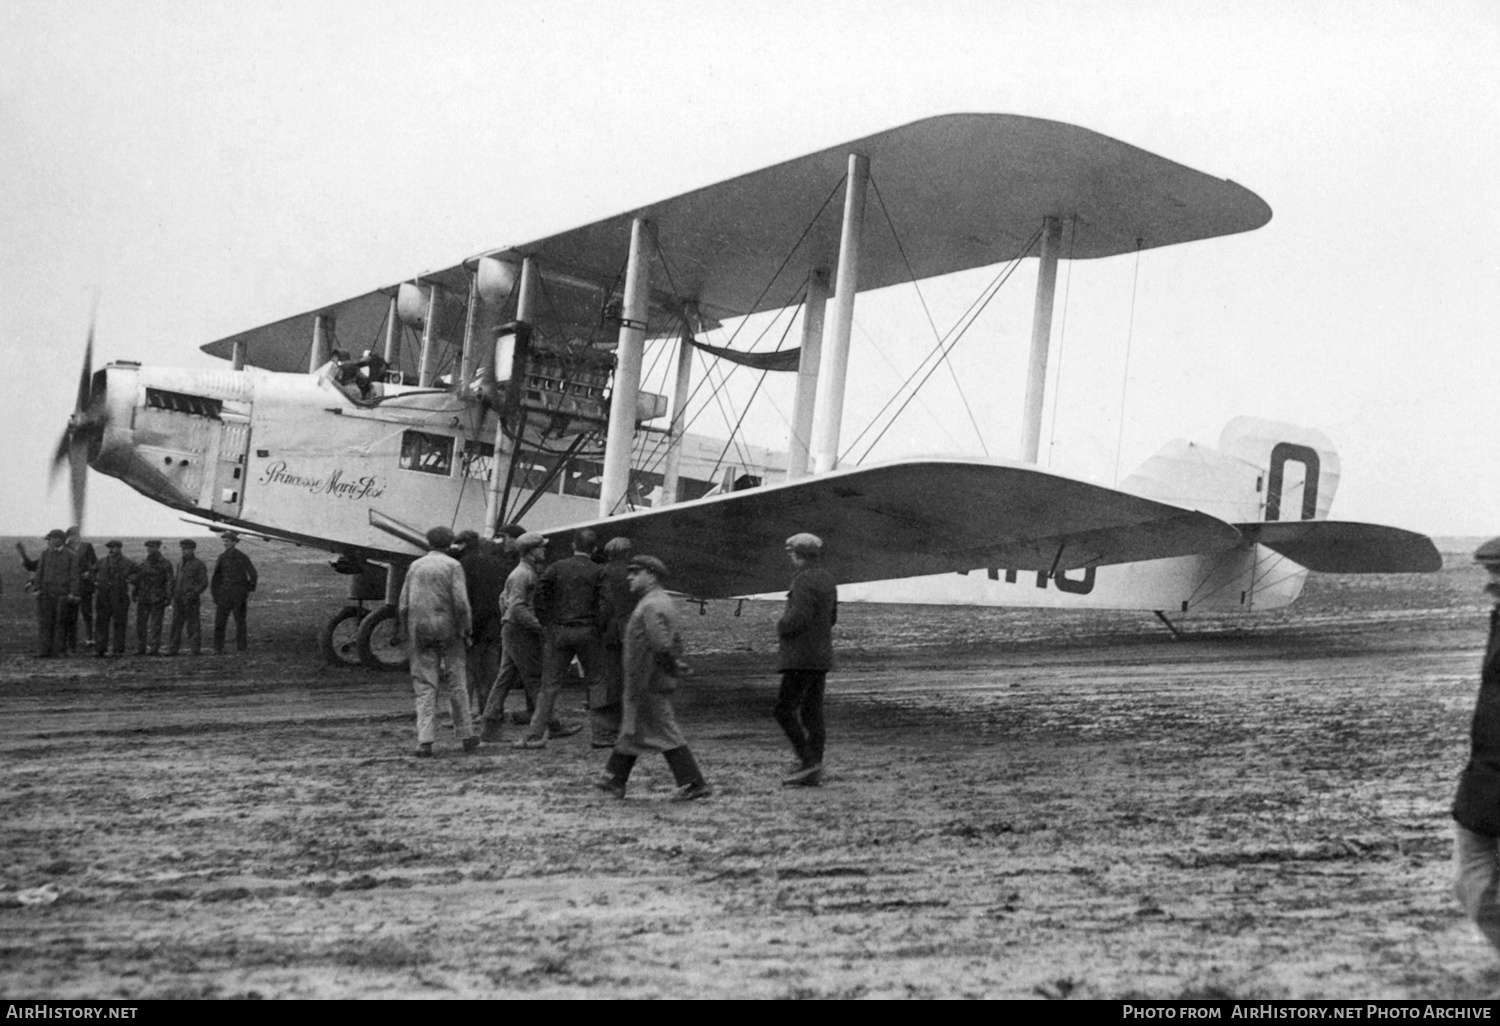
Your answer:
[399,430,454,476]
[629,467,665,507]
[513,450,561,493]
[563,458,603,500]
[677,476,716,503]
[462,440,495,482]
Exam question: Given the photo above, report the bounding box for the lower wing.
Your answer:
[544,457,1243,599]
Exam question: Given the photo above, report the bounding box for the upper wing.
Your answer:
[1235,521,1442,573]
[536,457,1243,599]
[201,113,1270,372]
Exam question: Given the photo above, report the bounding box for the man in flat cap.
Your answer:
[166,539,208,656]
[16,530,80,658]
[1453,537,1500,961]
[133,540,174,656]
[517,528,599,750]
[479,531,557,741]
[454,529,507,717]
[593,536,638,749]
[211,531,258,654]
[595,555,712,801]
[64,526,98,653]
[93,540,136,657]
[774,532,838,787]
[398,526,479,758]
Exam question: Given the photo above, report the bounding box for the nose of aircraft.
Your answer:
[50,321,108,530]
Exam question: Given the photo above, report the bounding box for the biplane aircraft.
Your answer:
[51,113,1440,668]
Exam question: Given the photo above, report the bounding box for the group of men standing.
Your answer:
[396,524,838,800]
[17,529,257,658]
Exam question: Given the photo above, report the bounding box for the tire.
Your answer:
[319,606,364,667]
[355,604,408,671]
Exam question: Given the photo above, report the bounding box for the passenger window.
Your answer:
[399,430,454,476]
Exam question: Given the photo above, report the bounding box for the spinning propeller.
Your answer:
[50,320,105,531]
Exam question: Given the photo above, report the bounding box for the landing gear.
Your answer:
[319,605,365,666]
[355,604,408,671]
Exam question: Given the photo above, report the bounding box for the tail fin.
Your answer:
[1119,416,1340,524]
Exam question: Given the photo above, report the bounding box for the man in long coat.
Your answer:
[211,531,257,653]
[774,532,838,787]
[133,540,174,656]
[398,525,479,758]
[1453,536,1500,958]
[93,540,135,657]
[17,530,79,658]
[167,539,208,656]
[594,555,711,801]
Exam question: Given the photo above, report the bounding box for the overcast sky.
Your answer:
[2,0,1496,539]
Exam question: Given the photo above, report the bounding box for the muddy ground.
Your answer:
[1,536,1496,1000]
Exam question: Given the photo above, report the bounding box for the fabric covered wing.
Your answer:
[1236,521,1441,573]
[202,113,1270,372]
[538,458,1242,599]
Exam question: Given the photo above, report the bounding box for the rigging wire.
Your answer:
[1044,216,1079,471]
[841,223,1044,466]
[707,292,805,482]
[850,319,966,453]
[1111,239,1145,485]
[869,174,988,457]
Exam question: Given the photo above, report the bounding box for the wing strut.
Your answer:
[786,268,829,480]
[809,153,869,474]
[1020,216,1064,463]
[660,308,698,506]
[599,218,651,517]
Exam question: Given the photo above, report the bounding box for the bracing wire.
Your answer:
[869,173,988,457]
[842,224,1045,465]
[1044,216,1079,471]
[1111,239,1144,485]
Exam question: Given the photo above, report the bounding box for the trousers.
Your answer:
[410,636,474,744]
[774,669,827,768]
[1455,822,1500,954]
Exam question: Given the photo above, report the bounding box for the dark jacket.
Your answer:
[1454,608,1500,834]
[72,542,98,596]
[174,555,208,601]
[133,553,174,605]
[600,560,638,649]
[211,548,258,604]
[94,553,137,603]
[777,564,838,671]
[536,553,605,630]
[27,546,80,598]
[460,549,508,629]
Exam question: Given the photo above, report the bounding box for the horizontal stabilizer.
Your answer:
[542,457,1242,599]
[1236,520,1441,573]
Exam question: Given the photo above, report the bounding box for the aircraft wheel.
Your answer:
[355,604,408,672]
[319,606,365,667]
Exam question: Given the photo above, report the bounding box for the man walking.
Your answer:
[211,531,257,654]
[517,529,600,750]
[17,530,79,658]
[774,532,838,787]
[133,540,174,656]
[1453,537,1500,960]
[399,526,479,758]
[93,540,135,657]
[166,539,208,656]
[594,536,637,749]
[480,532,560,741]
[594,555,711,801]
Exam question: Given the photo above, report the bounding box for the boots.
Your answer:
[664,747,712,801]
[594,752,636,799]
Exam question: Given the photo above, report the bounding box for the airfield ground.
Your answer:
[0,536,1496,1000]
